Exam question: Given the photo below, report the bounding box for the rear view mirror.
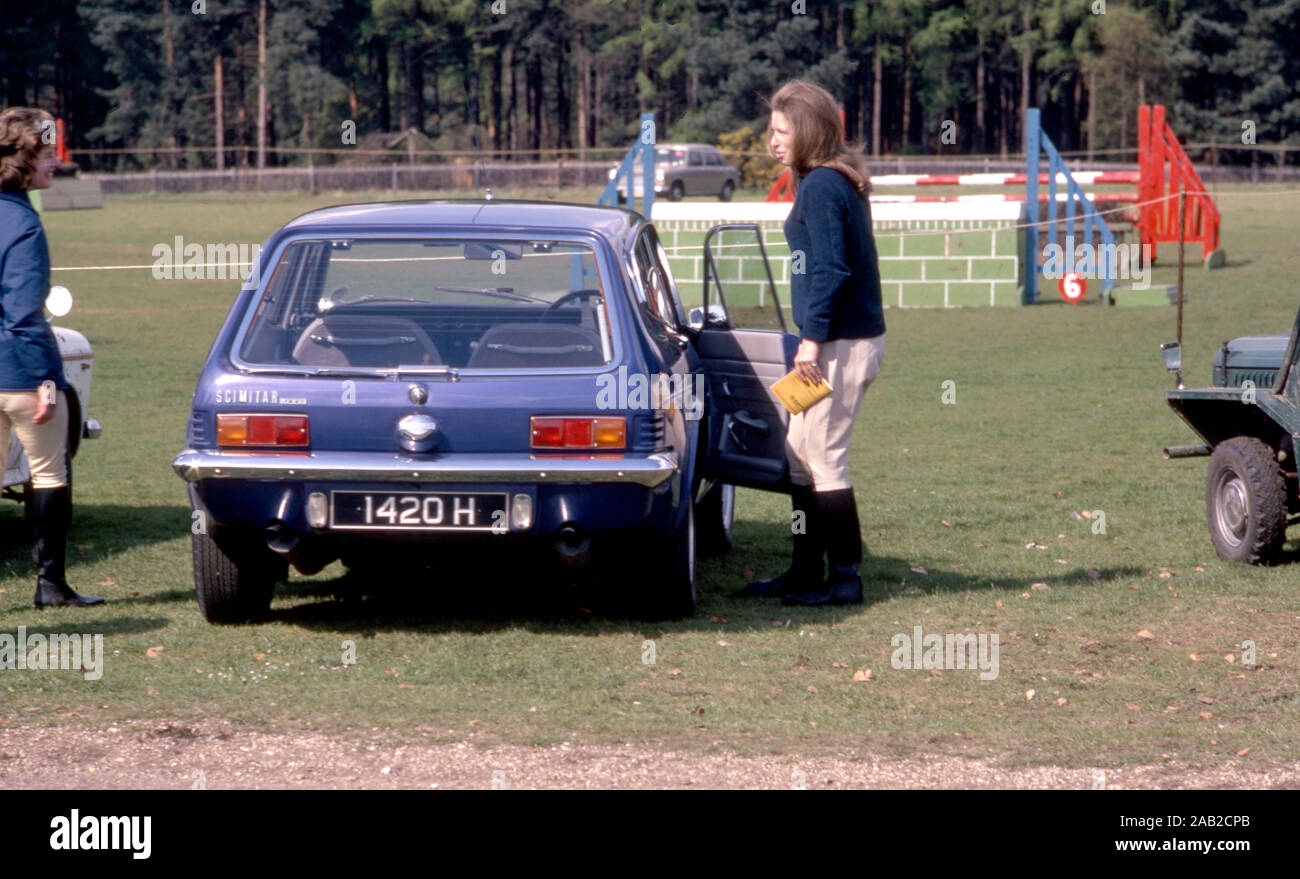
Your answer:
[464,242,523,261]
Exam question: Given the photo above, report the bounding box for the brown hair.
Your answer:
[767,80,871,195]
[0,107,55,191]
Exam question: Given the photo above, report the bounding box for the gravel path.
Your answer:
[2,721,1298,789]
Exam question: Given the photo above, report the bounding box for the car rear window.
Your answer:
[237,238,614,371]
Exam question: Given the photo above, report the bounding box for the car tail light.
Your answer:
[216,414,310,447]
[531,416,625,450]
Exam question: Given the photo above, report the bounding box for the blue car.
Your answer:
[173,200,796,622]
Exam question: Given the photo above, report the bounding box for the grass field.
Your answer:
[2,184,1297,771]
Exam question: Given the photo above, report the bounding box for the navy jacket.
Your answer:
[0,189,67,391]
[783,167,886,343]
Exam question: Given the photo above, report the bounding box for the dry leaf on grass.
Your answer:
[852,669,872,682]
[1025,689,1035,701]
[668,668,681,676]
[1198,711,1213,720]
[995,599,1003,608]
[806,684,818,693]
[941,520,952,528]
[1056,697,1067,707]
[910,566,928,575]
[1189,653,1200,661]
[1031,582,1048,591]
[1198,696,1215,705]
[1125,703,1141,711]
[252,652,265,661]
[145,646,163,658]
[1136,629,1156,640]
[1237,748,1251,757]
[1224,654,1236,664]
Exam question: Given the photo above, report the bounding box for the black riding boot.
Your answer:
[30,486,103,608]
[741,484,825,597]
[782,487,863,606]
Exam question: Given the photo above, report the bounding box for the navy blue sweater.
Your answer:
[0,189,67,391]
[783,167,886,343]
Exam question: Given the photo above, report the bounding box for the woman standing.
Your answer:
[0,107,103,608]
[743,80,886,607]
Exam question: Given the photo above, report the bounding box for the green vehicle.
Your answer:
[1162,312,1300,563]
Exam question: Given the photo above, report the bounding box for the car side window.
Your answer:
[689,151,703,166]
[632,231,682,358]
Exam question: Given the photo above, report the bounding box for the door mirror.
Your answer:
[688,304,730,330]
[1161,341,1181,373]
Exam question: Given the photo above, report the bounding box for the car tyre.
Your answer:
[696,481,734,556]
[1206,436,1286,564]
[718,180,735,202]
[638,499,696,619]
[192,529,286,623]
[668,181,685,202]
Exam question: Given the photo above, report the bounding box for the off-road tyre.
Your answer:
[1206,436,1287,564]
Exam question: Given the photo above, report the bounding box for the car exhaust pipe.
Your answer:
[1163,444,1211,459]
[265,521,298,555]
[555,524,591,569]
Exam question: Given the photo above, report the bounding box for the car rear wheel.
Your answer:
[192,529,286,623]
[697,481,734,556]
[637,500,696,619]
[718,180,735,202]
[668,181,685,202]
[1206,437,1286,564]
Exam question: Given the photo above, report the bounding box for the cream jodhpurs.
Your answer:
[786,335,885,491]
[0,390,69,488]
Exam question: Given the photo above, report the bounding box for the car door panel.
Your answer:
[696,327,797,489]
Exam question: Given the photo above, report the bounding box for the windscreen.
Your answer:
[237,238,612,370]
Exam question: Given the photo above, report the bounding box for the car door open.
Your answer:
[692,223,798,491]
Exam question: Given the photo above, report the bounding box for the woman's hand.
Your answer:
[794,338,823,385]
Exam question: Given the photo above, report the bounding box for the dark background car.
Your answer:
[174,200,794,622]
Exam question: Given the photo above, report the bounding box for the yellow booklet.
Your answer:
[770,369,833,415]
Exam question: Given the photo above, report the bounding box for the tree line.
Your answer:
[1,0,1295,171]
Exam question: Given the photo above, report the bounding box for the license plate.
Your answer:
[330,491,507,531]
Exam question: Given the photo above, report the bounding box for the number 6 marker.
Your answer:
[1058,272,1086,304]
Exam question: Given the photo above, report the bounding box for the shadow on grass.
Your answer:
[0,503,189,568]
[255,541,1145,638]
[0,616,169,637]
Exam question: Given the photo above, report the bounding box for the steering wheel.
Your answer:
[541,289,603,322]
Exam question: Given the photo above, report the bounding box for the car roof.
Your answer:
[657,143,717,152]
[280,199,643,239]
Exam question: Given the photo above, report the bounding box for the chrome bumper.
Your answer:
[172,449,679,488]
